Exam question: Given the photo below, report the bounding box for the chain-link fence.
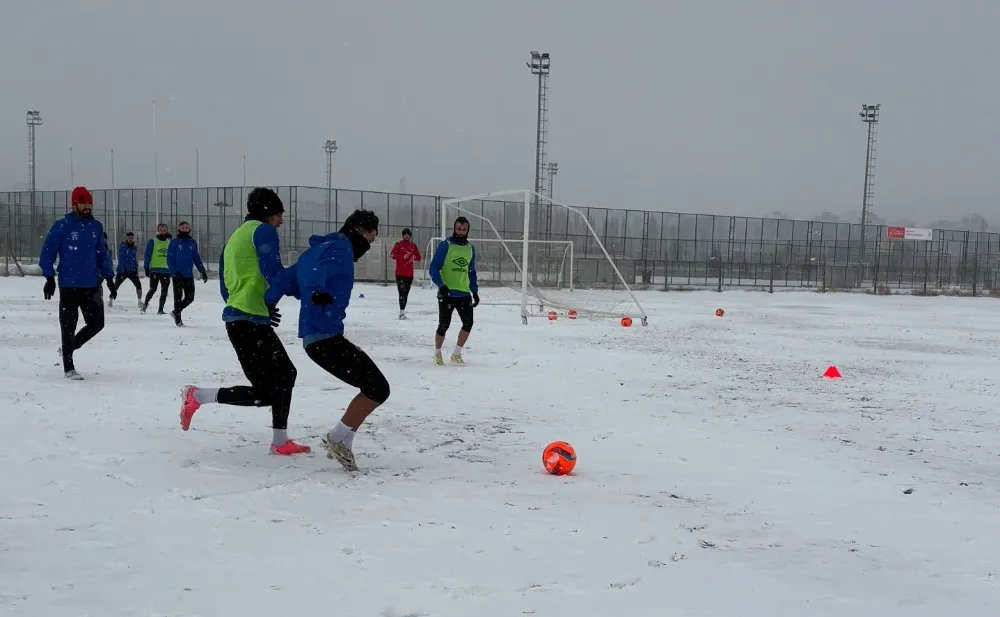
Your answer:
[2,186,998,293]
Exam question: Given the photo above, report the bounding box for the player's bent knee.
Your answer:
[435,324,449,337]
[364,375,391,405]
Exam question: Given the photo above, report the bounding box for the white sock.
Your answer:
[272,428,287,446]
[328,421,352,444]
[453,344,463,357]
[434,347,443,356]
[344,429,356,449]
[193,387,218,404]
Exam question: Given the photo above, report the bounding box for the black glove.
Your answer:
[43,277,56,300]
[472,292,480,308]
[201,271,208,283]
[267,304,281,328]
[106,277,117,300]
[311,290,333,306]
[437,285,450,300]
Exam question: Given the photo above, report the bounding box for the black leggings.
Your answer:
[58,286,105,372]
[173,275,196,314]
[395,275,413,310]
[216,320,298,430]
[113,272,142,297]
[305,334,391,404]
[436,295,474,337]
[144,273,170,312]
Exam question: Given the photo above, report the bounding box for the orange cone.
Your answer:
[822,365,842,379]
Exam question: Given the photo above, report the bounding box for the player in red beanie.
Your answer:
[39,186,117,379]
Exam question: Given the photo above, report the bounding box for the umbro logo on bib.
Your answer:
[451,257,469,268]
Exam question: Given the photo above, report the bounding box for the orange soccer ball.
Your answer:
[542,441,577,475]
[620,316,633,327]
[715,308,725,317]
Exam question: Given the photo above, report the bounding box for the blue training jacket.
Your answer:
[265,232,354,346]
[117,242,138,274]
[219,219,285,326]
[39,212,114,288]
[428,237,479,297]
[167,235,206,278]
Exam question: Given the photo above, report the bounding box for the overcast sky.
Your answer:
[1,0,998,223]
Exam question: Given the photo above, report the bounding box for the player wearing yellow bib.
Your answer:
[141,223,172,314]
[177,188,310,456]
[428,216,480,364]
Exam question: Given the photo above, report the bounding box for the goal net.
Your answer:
[431,189,648,325]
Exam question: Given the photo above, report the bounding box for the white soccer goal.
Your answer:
[435,189,648,325]
[422,237,574,302]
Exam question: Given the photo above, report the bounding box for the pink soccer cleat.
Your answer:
[179,385,200,431]
[270,440,312,456]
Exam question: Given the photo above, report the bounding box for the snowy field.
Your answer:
[2,275,999,617]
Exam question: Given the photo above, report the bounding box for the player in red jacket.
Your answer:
[389,228,421,319]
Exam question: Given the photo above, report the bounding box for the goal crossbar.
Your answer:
[441,189,649,325]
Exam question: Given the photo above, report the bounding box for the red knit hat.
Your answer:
[71,186,93,206]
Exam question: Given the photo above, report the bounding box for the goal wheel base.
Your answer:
[641,316,648,326]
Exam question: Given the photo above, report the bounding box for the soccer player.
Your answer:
[428,216,480,364]
[111,231,143,308]
[39,186,117,380]
[177,188,310,456]
[389,227,421,319]
[266,209,388,471]
[142,223,172,315]
[166,220,208,326]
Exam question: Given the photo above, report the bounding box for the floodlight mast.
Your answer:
[858,103,880,269]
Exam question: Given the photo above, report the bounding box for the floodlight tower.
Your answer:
[546,162,559,199]
[26,110,42,206]
[858,103,880,265]
[527,51,551,284]
[527,52,551,231]
[324,140,338,219]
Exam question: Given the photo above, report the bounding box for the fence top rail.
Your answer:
[1,187,994,240]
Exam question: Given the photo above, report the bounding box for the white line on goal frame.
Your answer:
[441,189,649,326]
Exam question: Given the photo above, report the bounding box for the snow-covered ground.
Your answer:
[2,276,999,617]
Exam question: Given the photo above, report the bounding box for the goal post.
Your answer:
[439,189,649,325]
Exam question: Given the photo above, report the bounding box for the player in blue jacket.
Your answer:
[39,186,117,380]
[265,209,389,471]
[110,232,143,309]
[166,221,207,326]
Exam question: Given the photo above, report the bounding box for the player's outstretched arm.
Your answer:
[428,241,449,288]
[96,223,114,280]
[253,223,284,285]
[468,245,479,295]
[413,244,422,263]
[166,240,178,276]
[192,240,206,277]
[38,220,64,279]
[218,249,229,302]
[265,263,300,306]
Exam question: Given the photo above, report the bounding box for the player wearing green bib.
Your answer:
[141,223,172,314]
[429,216,480,364]
[177,188,310,456]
